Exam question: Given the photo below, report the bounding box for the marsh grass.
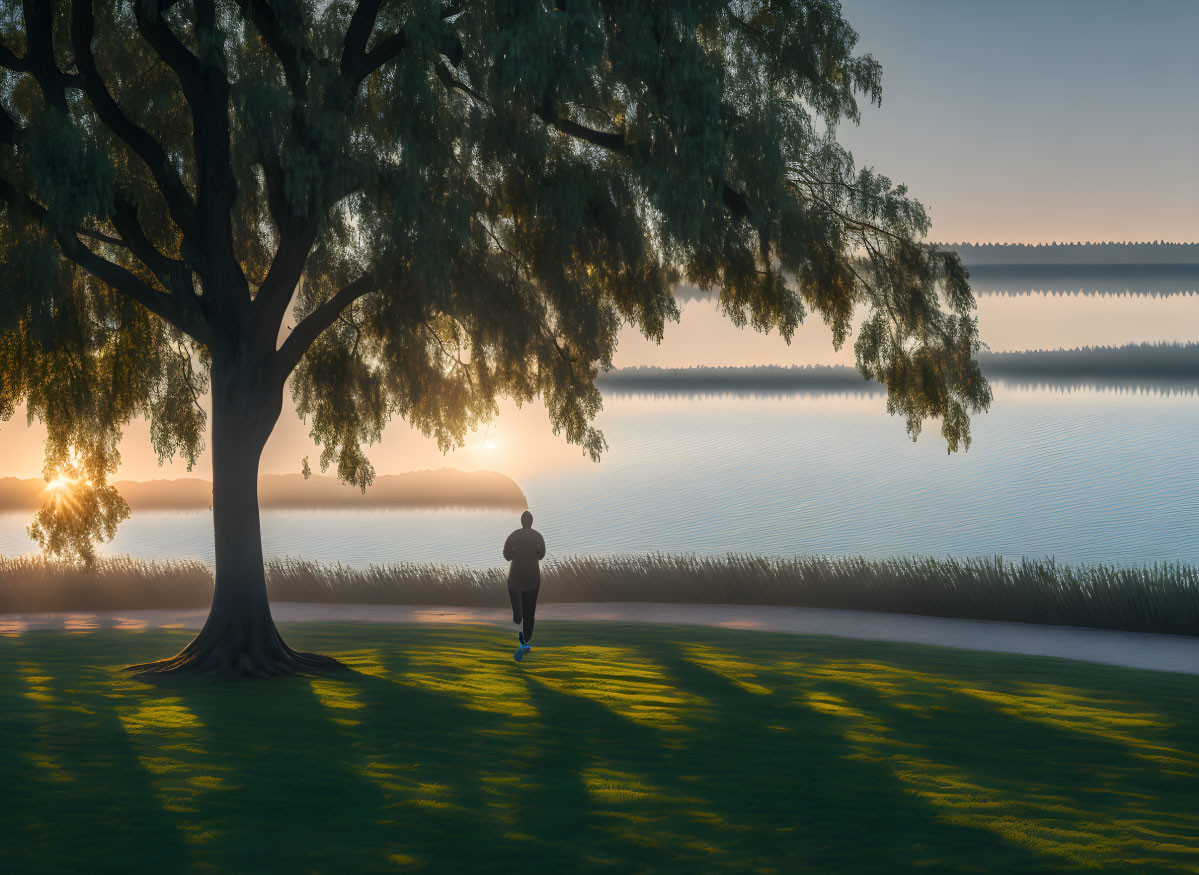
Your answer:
[1,553,1195,636]
[0,555,213,612]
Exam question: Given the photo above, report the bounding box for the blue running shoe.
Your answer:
[513,644,526,663]
[518,631,526,646]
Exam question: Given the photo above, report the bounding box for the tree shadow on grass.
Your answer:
[295,624,1051,871]
[655,628,1199,872]
[4,624,1199,872]
[0,630,195,872]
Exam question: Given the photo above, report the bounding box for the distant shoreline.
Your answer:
[672,262,1199,300]
[0,469,528,513]
[596,344,1199,395]
[935,242,1199,266]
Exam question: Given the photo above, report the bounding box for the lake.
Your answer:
[1,268,1194,570]
[1,384,1193,569]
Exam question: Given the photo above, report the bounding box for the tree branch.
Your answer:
[533,106,753,222]
[26,199,211,345]
[0,147,121,250]
[0,40,29,73]
[351,30,406,84]
[342,0,382,81]
[252,218,319,344]
[133,2,204,107]
[59,231,210,345]
[108,193,192,297]
[0,63,207,343]
[22,0,70,111]
[786,177,909,246]
[236,0,309,95]
[537,107,627,152]
[136,0,246,307]
[71,0,197,239]
[434,60,483,104]
[271,274,376,380]
[343,3,466,90]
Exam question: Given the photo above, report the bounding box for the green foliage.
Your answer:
[25,455,130,564]
[0,0,990,558]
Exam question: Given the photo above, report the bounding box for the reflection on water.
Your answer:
[977,293,1199,353]
[674,265,1199,301]
[601,381,1198,399]
[0,387,1192,568]
[967,264,1199,296]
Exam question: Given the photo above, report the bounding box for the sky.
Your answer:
[2,0,1197,483]
[836,0,1199,243]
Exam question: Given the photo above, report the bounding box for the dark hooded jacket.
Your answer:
[504,526,546,591]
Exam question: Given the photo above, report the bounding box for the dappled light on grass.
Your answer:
[397,639,537,718]
[525,645,709,733]
[680,643,775,696]
[785,659,1199,869]
[888,752,1199,871]
[18,662,79,787]
[582,764,738,857]
[331,647,390,678]
[355,756,458,813]
[113,681,235,847]
[805,660,1199,776]
[308,678,367,728]
[956,683,1199,776]
[3,624,1199,871]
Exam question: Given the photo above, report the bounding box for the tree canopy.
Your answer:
[1,0,991,563]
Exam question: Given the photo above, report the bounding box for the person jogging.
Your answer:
[504,510,545,662]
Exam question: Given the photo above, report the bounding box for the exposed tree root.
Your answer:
[126,616,346,680]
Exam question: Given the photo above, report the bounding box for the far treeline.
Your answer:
[596,343,1199,393]
[941,242,1199,266]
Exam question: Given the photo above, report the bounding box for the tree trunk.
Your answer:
[128,359,343,679]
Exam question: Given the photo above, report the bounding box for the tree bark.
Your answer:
[128,358,343,679]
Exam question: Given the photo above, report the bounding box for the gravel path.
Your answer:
[3,602,1196,676]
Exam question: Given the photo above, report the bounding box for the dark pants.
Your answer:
[509,587,539,643]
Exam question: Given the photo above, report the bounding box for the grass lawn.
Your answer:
[2,622,1198,873]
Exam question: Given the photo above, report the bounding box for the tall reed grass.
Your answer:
[1,553,1194,637]
[0,555,214,612]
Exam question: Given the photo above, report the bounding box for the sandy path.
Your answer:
[3,602,1197,676]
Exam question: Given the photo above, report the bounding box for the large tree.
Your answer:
[0,0,990,677]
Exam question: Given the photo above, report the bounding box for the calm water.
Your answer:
[2,268,1194,569]
[1,385,1193,568]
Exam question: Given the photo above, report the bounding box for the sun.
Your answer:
[44,475,75,493]
[42,473,90,506]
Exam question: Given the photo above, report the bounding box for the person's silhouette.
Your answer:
[504,510,545,662]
